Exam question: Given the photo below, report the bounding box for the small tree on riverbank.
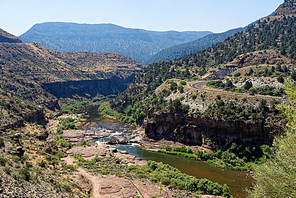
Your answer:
[248,80,296,197]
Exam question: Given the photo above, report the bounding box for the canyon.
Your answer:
[145,112,282,151]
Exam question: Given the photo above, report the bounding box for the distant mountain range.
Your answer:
[145,12,276,65]
[145,27,245,65]
[19,22,212,64]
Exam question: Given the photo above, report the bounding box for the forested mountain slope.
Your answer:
[109,12,296,127]
[20,22,212,63]
[145,27,245,65]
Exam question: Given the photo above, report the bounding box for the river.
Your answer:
[80,104,253,197]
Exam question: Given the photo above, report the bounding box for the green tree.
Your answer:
[277,74,284,83]
[225,79,234,89]
[248,80,296,197]
[291,69,296,80]
[244,81,253,90]
[247,68,254,76]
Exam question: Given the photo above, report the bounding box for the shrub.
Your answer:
[0,138,4,147]
[178,85,184,93]
[57,139,71,148]
[171,178,185,189]
[164,145,172,151]
[180,81,187,86]
[38,160,47,168]
[244,81,253,90]
[63,164,76,172]
[20,167,31,181]
[277,75,284,83]
[60,183,72,192]
[0,157,7,166]
[161,176,171,185]
[4,166,11,174]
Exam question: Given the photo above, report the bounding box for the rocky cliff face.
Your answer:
[145,112,282,150]
[43,75,134,98]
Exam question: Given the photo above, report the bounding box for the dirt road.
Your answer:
[63,156,102,198]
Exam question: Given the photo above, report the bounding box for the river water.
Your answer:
[80,104,253,197]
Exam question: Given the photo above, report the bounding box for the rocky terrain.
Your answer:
[0,29,144,129]
[0,28,22,43]
[225,50,292,68]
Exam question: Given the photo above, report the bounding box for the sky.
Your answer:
[0,0,284,36]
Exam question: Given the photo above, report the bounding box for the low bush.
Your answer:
[38,160,47,168]
[0,138,4,147]
[0,157,7,166]
[158,150,196,160]
[20,167,31,181]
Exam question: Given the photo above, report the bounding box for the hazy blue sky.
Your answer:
[0,0,284,36]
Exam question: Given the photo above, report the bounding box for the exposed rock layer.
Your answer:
[43,75,134,98]
[145,112,282,150]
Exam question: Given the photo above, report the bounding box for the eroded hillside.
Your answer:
[0,30,144,128]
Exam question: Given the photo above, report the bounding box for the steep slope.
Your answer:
[0,30,144,128]
[106,6,296,150]
[145,27,245,65]
[19,22,212,64]
[0,43,143,84]
[0,28,22,43]
[274,0,296,15]
[146,12,277,65]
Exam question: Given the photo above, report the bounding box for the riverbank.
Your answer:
[49,113,230,197]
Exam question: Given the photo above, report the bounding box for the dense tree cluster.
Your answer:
[109,15,296,124]
[203,99,280,123]
[206,80,285,96]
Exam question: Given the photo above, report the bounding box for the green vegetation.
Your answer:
[159,143,270,171]
[108,15,296,128]
[56,117,80,134]
[248,80,296,197]
[73,154,230,197]
[206,80,285,96]
[99,101,145,126]
[51,135,72,149]
[60,94,115,114]
[20,22,211,64]
[146,27,245,65]
[158,150,196,160]
[0,138,4,147]
[204,98,281,123]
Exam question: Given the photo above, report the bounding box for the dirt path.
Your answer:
[63,156,101,198]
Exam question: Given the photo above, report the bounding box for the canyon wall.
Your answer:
[145,112,282,150]
[43,75,134,98]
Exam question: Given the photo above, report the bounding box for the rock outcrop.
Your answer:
[225,50,292,68]
[67,145,147,166]
[145,113,282,151]
[43,75,134,98]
